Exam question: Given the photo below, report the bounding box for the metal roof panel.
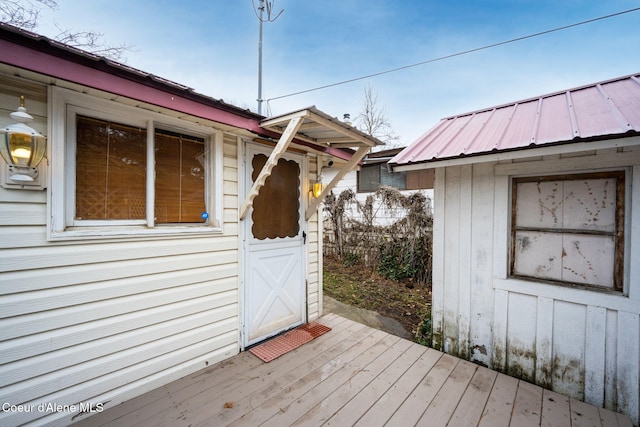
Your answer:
[536,94,574,144]
[599,78,640,132]
[572,85,622,138]
[392,73,640,166]
[499,100,538,149]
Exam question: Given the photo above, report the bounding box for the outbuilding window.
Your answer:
[510,171,626,292]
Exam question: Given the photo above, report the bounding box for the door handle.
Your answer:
[302,231,307,244]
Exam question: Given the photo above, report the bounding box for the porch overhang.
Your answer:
[239,106,383,220]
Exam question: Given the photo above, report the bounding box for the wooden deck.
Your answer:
[74,314,633,427]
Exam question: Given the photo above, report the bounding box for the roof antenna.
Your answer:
[253,0,284,116]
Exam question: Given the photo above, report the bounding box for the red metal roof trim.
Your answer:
[392,73,640,166]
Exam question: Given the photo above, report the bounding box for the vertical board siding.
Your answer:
[443,166,461,353]
[604,309,618,411]
[506,292,537,383]
[457,164,473,360]
[434,146,640,424]
[552,300,587,400]
[616,312,640,424]
[431,167,446,350]
[469,162,496,367]
[535,296,554,389]
[0,114,242,425]
[492,289,509,373]
[585,305,607,407]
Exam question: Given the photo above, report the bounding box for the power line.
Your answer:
[267,7,640,102]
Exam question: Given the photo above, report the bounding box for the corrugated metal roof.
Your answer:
[391,73,640,166]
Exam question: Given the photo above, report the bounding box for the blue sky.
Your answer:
[36,0,640,145]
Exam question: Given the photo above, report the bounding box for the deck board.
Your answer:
[478,373,519,427]
[448,365,498,426]
[415,359,479,426]
[72,315,633,427]
[226,329,389,427]
[210,318,368,426]
[260,330,395,427]
[385,352,459,425]
[201,316,373,427]
[511,380,544,427]
[290,337,413,426]
[570,397,604,427]
[541,388,571,427]
[323,342,427,426]
[353,345,443,426]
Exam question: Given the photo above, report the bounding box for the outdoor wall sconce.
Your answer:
[310,178,323,199]
[0,96,47,183]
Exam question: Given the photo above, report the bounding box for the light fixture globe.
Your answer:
[0,96,47,182]
[312,180,323,198]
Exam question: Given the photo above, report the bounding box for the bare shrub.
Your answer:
[323,186,433,285]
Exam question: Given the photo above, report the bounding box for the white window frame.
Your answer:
[48,86,224,240]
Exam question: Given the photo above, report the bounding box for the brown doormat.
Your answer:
[249,322,331,362]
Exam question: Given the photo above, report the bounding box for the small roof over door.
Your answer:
[240,106,384,220]
[260,106,383,149]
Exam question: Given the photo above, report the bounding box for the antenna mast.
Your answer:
[254,0,284,115]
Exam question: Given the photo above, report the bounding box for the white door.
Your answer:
[243,144,306,347]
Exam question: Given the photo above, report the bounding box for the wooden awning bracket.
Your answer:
[305,145,369,220]
[239,113,305,220]
[240,106,382,222]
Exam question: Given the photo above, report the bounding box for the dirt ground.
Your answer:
[322,255,432,340]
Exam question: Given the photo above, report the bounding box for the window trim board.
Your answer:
[509,170,627,293]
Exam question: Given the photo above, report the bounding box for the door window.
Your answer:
[251,153,300,239]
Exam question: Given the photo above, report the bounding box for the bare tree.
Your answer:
[1,0,131,61]
[53,26,130,62]
[354,84,400,148]
[0,0,54,30]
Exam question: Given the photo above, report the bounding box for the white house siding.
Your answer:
[322,168,434,226]
[323,167,358,195]
[307,158,323,321]
[0,82,243,426]
[431,143,640,424]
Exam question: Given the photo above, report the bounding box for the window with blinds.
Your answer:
[155,130,206,224]
[74,115,207,225]
[76,116,147,220]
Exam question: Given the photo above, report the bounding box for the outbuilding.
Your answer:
[390,73,640,424]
